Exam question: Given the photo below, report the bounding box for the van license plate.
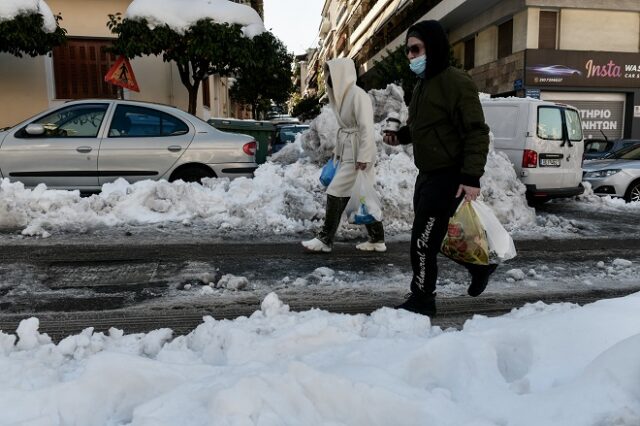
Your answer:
[540,158,561,167]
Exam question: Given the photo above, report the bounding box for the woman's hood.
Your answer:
[326,58,357,114]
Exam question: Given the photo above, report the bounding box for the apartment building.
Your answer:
[310,0,640,139]
[0,0,265,128]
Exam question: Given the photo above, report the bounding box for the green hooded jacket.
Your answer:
[398,21,490,187]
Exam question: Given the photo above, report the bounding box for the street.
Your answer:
[0,198,638,340]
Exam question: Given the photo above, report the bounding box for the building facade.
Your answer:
[0,0,264,128]
[311,0,640,140]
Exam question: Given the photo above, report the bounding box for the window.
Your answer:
[52,38,120,99]
[483,106,519,138]
[19,104,108,138]
[585,141,612,153]
[109,105,189,137]
[498,19,513,59]
[565,109,583,142]
[464,37,475,70]
[538,11,558,49]
[615,145,640,160]
[537,107,563,140]
[202,77,211,108]
[618,146,640,160]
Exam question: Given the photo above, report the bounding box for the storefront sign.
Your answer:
[559,100,625,140]
[525,88,540,99]
[525,50,640,88]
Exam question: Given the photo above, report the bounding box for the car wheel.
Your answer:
[169,165,215,184]
[624,180,640,203]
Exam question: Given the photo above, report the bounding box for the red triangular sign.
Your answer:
[104,55,140,92]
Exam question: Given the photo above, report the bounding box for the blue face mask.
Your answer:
[409,55,427,75]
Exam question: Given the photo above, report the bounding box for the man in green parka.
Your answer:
[383,20,497,316]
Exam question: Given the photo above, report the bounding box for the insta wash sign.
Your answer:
[525,50,640,88]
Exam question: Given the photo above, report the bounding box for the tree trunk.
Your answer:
[187,81,200,115]
[175,61,200,116]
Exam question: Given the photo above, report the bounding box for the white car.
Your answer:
[0,99,258,192]
[583,144,640,202]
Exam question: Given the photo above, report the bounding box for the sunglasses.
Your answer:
[405,44,422,55]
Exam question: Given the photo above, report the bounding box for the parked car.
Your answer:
[584,138,640,161]
[272,124,310,153]
[0,99,258,192]
[582,144,640,202]
[481,97,585,204]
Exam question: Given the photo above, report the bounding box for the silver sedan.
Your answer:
[0,99,258,192]
[583,144,640,202]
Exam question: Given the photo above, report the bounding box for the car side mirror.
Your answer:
[25,124,45,135]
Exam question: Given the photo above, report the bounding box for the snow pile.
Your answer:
[278,84,535,230]
[572,181,640,210]
[1,293,640,424]
[0,164,325,237]
[125,0,265,38]
[0,0,57,32]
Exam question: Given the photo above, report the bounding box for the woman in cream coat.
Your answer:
[302,58,386,253]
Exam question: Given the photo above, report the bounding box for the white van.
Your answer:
[481,98,585,203]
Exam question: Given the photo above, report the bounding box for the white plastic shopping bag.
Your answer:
[345,172,383,225]
[471,200,517,262]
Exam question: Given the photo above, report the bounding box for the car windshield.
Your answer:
[278,126,308,143]
[608,145,640,160]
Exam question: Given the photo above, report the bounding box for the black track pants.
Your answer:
[410,171,496,296]
[410,171,462,296]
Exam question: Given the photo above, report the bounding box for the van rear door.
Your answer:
[562,107,584,187]
[535,106,575,189]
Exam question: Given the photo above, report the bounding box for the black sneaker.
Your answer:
[395,293,437,317]
[467,263,498,297]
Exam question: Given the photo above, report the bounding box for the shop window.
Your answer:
[464,37,475,70]
[539,11,558,49]
[52,38,119,100]
[498,19,513,59]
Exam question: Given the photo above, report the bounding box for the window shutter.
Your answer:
[539,11,558,49]
[202,77,211,108]
[53,39,120,99]
[498,19,513,59]
[464,37,475,70]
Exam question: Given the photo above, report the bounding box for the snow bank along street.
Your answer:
[1,293,639,425]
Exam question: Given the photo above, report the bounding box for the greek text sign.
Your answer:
[559,100,624,140]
